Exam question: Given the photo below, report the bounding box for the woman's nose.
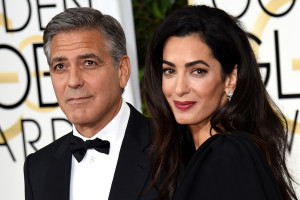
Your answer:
[175,74,190,96]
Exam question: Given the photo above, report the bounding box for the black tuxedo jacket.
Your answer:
[24,103,157,200]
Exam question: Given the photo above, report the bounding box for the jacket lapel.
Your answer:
[47,133,73,200]
[109,104,153,200]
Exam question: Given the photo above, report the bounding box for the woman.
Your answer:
[144,5,297,200]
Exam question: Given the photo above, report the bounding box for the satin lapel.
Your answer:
[109,104,152,200]
[47,133,73,200]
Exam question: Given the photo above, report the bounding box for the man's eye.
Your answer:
[53,64,64,71]
[85,60,96,65]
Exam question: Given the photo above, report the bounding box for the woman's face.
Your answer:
[162,35,232,129]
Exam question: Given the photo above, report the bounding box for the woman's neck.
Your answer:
[189,122,217,149]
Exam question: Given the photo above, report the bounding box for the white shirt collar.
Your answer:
[70,100,131,200]
[72,100,130,155]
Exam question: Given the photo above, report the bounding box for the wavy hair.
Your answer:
[144,5,297,200]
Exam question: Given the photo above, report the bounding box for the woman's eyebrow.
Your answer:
[162,60,175,67]
[162,60,210,68]
[185,60,210,67]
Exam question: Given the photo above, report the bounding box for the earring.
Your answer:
[227,91,233,101]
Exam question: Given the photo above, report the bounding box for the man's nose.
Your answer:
[67,67,84,89]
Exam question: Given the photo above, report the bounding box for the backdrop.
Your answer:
[191,0,300,197]
[1,0,300,199]
[0,0,140,199]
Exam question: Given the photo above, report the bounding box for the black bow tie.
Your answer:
[70,135,110,162]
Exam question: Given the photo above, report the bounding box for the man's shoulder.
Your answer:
[127,103,152,132]
[26,132,71,160]
[125,103,153,149]
[127,102,151,124]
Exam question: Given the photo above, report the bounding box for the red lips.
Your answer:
[174,101,196,111]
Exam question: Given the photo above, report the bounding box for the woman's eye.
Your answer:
[191,68,206,76]
[162,68,175,75]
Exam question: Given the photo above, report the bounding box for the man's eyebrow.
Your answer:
[50,57,66,66]
[185,60,210,68]
[77,53,105,64]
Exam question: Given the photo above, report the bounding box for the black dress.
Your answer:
[173,131,283,200]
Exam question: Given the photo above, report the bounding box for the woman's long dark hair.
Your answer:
[144,5,297,200]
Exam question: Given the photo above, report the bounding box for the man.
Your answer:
[24,7,156,200]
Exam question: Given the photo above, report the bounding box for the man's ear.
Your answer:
[118,55,131,89]
[224,65,237,95]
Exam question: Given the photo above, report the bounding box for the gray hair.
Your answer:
[43,7,127,68]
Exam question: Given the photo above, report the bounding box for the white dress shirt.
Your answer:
[70,100,130,200]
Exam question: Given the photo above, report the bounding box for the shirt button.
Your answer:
[90,157,95,163]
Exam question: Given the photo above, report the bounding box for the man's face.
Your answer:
[49,29,129,136]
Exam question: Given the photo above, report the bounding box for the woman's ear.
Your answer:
[224,65,237,95]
